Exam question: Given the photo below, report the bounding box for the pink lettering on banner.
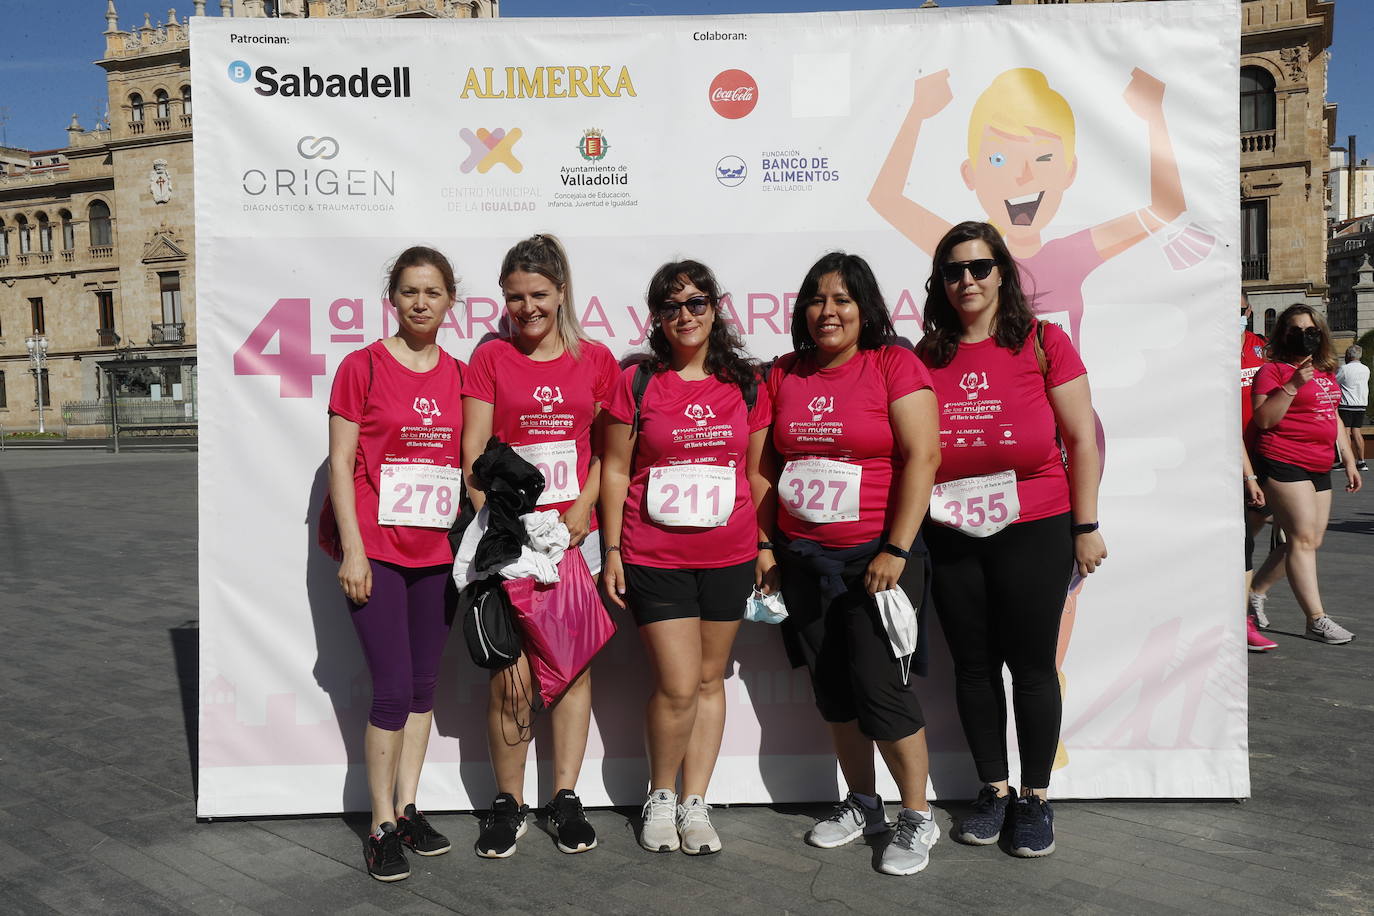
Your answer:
[627,305,654,347]
[329,297,365,343]
[717,293,744,330]
[746,292,786,335]
[580,295,614,337]
[463,296,502,339]
[890,288,924,328]
[233,297,327,398]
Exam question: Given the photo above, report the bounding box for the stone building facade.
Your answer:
[0,0,494,434]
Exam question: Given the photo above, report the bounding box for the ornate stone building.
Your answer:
[0,0,494,434]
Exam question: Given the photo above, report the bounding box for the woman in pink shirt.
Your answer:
[327,246,465,881]
[461,233,615,858]
[916,221,1105,859]
[1251,304,1362,645]
[600,259,773,857]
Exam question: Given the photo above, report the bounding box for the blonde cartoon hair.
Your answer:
[966,69,1076,163]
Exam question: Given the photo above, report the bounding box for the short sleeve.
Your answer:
[1252,361,1288,398]
[1041,322,1087,388]
[591,343,620,404]
[747,372,773,432]
[327,348,371,423]
[766,352,797,402]
[462,342,497,403]
[603,364,638,425]
[878,345,931,403]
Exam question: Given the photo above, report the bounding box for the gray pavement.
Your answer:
[1,450,1371,914]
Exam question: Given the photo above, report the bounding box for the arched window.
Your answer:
[155,89,170,120]
[181,85,192,118]
[129,93,144,124]
[89,201,112,247]
[1240,66,1276,133]
[37,212,52,253]
[0,218,8,258]
[60,210,74,251]
[1264,308,1277,338]
[17,215,31,254]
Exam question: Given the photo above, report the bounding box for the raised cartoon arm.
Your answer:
[1089,68,1186,261]
[868,70,956,257]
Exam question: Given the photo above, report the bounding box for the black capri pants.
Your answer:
[924,512,1072,789]
[776,540,926,742]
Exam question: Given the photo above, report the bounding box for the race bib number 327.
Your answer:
[377,463,463,529]
[779,458,862,524]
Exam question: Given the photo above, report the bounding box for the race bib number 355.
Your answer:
[645,464,736,528]
[779,458,862,524]
[929,470,1020,538]
[377,464,464,529]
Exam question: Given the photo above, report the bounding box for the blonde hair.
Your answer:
[966,69,1076,164]
[499,233,587,359]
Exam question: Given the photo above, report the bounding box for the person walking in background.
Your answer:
[1241,296,1278,652]
[1336,345,1369,472]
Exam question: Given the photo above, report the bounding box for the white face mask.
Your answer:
[1241,314,1251,332]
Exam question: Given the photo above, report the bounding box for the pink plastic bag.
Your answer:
[501,547,615,708]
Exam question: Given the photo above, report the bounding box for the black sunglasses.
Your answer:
[939,259,997,284]
[656,296,712,320]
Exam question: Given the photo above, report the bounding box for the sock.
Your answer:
[851,791,880,809]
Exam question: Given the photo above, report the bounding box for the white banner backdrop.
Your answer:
[195,0,1244,817]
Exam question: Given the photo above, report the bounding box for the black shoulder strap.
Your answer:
[740,371,759,412]
[630,361,654,435]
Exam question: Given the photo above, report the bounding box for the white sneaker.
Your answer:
[1248,592,1269,629]
[640,789,680,852]
[1306,615,1354,645]
[676,795,720,855]
[806,792,887,848]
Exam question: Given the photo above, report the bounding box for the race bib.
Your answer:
[779,458,862,524]
[377,463,463,528]
[645,463,736,528]
[929,470,1020,538]
[513,439,580,505]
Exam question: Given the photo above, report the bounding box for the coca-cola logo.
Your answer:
[709,69,758,120]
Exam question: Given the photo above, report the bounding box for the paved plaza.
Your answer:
[1,450,1371,914]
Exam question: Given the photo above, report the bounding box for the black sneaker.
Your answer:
[396,803,451,856]
[955,785,1011,845]
[1009,794,1055,857]
[544,788,598,854]
[475,792,529,858]
[364,822,411,882]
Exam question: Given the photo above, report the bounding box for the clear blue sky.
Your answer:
[1,0,1370,158]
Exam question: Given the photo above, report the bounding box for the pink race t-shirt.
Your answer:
[328,340,466,568]
[1252,362,1341,472]
[463,338,619,523]
[768,345,933,548]
[604,367,772,569]
[921,321,1086,524]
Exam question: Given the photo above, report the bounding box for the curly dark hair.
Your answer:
[790,252,896,353]
[643,260,758,388]
[915,221,1033,369]
[1266,303,1337,372]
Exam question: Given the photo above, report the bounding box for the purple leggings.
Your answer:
[349,559,453,731]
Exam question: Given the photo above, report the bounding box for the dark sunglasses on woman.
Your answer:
[939,259,997,284]
[656,296,712,320]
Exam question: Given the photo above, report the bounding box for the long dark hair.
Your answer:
[1267,303,1337,372]
[644,260,758,388]
[915,221,1032,369]
[790,252,896,353]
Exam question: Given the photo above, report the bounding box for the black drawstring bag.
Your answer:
[459,575,521,670]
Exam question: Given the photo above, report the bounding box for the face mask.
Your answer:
[1285,326,1322,356]
[1241,314,1250,332]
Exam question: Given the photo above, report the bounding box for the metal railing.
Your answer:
[1242,254,1269,281]
[151,322,186,344]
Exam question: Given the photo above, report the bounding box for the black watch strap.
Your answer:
[882,542,911,559]
[1070,521,1099,536]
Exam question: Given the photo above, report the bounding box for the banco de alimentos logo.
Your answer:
[460,128,523,174]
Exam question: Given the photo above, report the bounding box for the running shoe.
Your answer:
[640,788,680,853]
[806,792,888,848]
[878,808,938,876]
[475,793,528,858]
[1247,592,1269,629]
[544,789,597,854]
[954,785,1011,845]
[396,804,451,856]
[1247,616,1278,652]
[1306,615,1355,645]
[1009,794,1055,858]
[676,795,720,856]
[1358,460,1369,472]
[364,822,410,882]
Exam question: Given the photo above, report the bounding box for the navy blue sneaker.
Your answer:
[1009,794,1055,857]
[955,785,1011,846]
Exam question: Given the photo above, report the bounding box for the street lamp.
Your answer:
[25,335,49,434]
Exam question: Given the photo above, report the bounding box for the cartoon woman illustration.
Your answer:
[869,66,1187,771]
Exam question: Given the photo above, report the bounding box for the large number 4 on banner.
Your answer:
[233,298,327,398]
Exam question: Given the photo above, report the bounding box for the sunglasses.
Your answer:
[656,296,712,320]
[939,259,997,284]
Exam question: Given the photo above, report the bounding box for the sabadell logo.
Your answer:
[709,69,758,120]
[227,59,411,99]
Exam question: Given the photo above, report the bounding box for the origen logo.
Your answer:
[296,136,340,160]
[460,127,523,174]
[228,60,252,83]
[709,69,758,119]
[715,156,746,188]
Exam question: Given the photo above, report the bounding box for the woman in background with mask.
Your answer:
[1251,304,1361,644]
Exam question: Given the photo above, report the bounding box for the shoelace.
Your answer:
[680,801,711,825]
[891,813,922,850]
[377,829,404,863]
[643,795,676,822]
[552,795,585,825]
[407,810,435,837]
[825,798,864,824]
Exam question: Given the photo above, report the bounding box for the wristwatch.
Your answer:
[1070,521,1099,536]
[882,542,911,559]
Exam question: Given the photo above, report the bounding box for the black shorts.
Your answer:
[622,560,754,626]
[1339,407,1367,429]
[1254,454,1331,492]
[776,540,925,743]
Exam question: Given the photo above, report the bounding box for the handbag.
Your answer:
[459,576,522,670]
[502,547,615,708]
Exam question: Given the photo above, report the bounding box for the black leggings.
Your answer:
[925,513,1072,789]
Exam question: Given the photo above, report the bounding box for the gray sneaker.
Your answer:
[640,789,680,852]
[1306,615,1354,645]
[879,808,938,876]
[806,792,887,848]
[676,795,720,855]
[1248,592,1269,629]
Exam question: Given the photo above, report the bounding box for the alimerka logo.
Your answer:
[461,66,637,99]
[460,128,523,174]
